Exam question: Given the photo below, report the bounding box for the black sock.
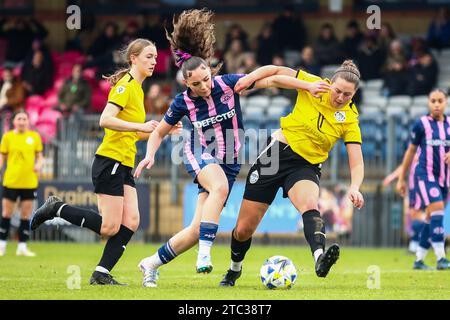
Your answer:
[0,217,11,241]
[97,225,134,272]
[302,209,326,255]
[18,219,30,243]
[230,228,252,263]
[55,203,102,235]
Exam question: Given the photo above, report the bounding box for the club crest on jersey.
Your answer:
[116,86,126,94]
[220,92,233,104]
[334,111,346,122]
[26,137,34,145]
[249,170,259,184]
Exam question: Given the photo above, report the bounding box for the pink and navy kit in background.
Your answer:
[164,74,246,195]
[410,115,450,206]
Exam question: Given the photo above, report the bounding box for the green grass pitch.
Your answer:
[0,242,449,300]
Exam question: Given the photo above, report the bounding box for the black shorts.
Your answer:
[243,139,322,205]
[2,187,37,201]
[92,155,136,196]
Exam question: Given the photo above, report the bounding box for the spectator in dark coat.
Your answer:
[271,5,307,52]
[356,35,385,80]
[342,20,364,60]
[21,50,53,96]
[313,23,343,66]
[427,7,450,50]
[408,52,439,96]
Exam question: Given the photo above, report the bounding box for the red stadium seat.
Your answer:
[91,91,108,113]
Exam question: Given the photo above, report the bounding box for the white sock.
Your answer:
[416,246,429,262]
[95,266,110,274]
[0,240,7,250]
[230,261,243,272]
[141,253,163,270]
[17,242,27,251]
[409,241,419,253]
[199,240,212,257]
[432,242,446,261]
[313,249,324,263]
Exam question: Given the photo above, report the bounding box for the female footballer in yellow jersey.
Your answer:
[0,111,43,257]
[220,60,365,286]
[31,39,180,285]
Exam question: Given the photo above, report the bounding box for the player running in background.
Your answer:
[219,60,365,286]
[397,89,450,270]
[30,39,180,285]
[0,110,43,257]
[134,9,330,288]
[383,153,426,254]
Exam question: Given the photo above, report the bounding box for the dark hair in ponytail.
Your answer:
[166,8,222,79]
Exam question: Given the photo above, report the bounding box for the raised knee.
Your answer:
[211,183,229,200]
[101,223,120,237]
[234,225,253,242]
[299,198,319,214]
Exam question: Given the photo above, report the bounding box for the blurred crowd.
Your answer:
[0,6,449,130]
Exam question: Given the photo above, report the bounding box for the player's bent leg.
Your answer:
[195,164,229,274]
[288,180,339,278]
[89,194,126,286]
[0,198,15,256]
[139,193,208,288]
[220,199,269,287]
[427,201,450,270]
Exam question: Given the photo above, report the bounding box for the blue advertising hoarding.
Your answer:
[183,182,301,233]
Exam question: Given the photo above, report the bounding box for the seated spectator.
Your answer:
[256,23,277,66]
[0,17,48,65]
[121,20,139,46]
[377,23,396,58]
[0,67,25,113]
[223,39,246,74]
[21,50,53,96]
[298,46,321,76]
[223,23,249,55]
[271,5,306,52]
[237,52,260,74]
[408,52,438,96]
[144,83,169,115]
[357,34,384,80]
[427,7,450,50]
[87,22,119,59]
[313,23,343,66]
[342,20,364,60]
[23,39,53,78]
[382,40,409,96]
[57,64,92,117]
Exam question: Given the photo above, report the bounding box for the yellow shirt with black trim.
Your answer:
[96,73,146,168]
[0,130,43,189]
[280,70,362,165]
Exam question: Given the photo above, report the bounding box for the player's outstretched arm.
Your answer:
[134,119,174,178]
[396,144,418,197]
[234,65,296,93]
[253,75,330,98]
[346,143,365,209]
[99,103,159,133]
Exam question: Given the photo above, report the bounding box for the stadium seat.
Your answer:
[385,105,406,116]
[361,105,381,115]
[320,65,340,79]
[388,95,412,107]
[410,106,429,118]
[244,105,264,119]
[364,79,383,91]
[247,95,270,108]
[412,95,429,106]
[270,96,291,108]
[366,96,388,109]
[266,105,287,119]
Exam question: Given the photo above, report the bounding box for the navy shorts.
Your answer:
[415,176,448,207]
[183,147,240,202]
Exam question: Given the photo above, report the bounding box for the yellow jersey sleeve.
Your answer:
[108,82,130,110]
[0,133,9,154]
[343,121,362,144]
[296,69,322,83]
[34,132,43,152]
